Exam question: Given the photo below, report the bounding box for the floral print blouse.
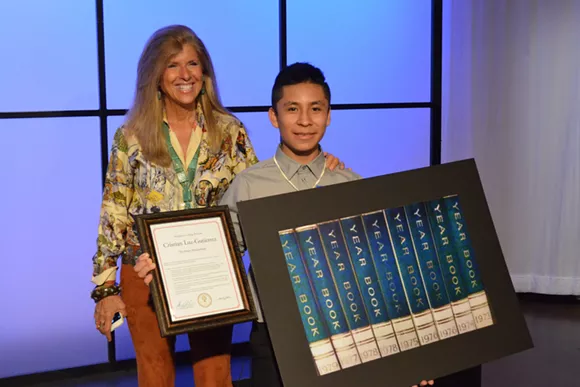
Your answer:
[91,108,258,285]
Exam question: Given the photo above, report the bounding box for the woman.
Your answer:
[91,25,344,387]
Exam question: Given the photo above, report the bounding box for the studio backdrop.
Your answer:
[442,0,580,296]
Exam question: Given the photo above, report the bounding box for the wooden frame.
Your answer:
[135,205,256,337]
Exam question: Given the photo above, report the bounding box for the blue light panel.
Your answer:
[103,0,279,109]
[287,0,432,104]
[0,117,106,377]
[0,1,99,112]
[321,109,431,177]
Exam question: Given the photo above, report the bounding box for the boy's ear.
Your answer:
[268,107,280,128]
[326,107,331,126]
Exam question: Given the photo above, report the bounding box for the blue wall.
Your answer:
[0,0,432,378]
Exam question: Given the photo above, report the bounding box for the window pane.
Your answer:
[0,118,106,377]
[287,0,431,104]
[104,0,279,109]
[0,2,98,112]
[321,109,431,178]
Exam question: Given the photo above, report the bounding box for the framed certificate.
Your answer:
[237,159,533,387]
[134,206,257,337]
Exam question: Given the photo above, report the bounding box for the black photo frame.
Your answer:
[237,159,533,387]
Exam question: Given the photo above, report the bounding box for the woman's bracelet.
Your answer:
[91,283,121,303]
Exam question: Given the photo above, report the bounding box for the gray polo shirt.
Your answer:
[219,146,362,321]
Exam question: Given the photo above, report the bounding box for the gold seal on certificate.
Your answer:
[198,293,212,308]
[134,206,257,337]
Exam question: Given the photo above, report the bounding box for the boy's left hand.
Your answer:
[324,152,346,171]
[412,380,434,387]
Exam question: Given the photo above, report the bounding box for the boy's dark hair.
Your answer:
[271,62,331,112]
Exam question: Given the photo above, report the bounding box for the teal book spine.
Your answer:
[405,202,459,340]
[442,195,494,329]
[279,229,341,375]
[318,221,382,362]
[295,225,361,369]
[384,208,440,346]
[425,199,477,334]
[361,211,421,352]
[340,216,401,357]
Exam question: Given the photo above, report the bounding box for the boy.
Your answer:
[220,63,433,387]
[219,62,361,386]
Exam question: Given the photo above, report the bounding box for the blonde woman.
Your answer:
[90,25,344,387]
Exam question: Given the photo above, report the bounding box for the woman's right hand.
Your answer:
[94,295,126,342]
[134,253,156,285]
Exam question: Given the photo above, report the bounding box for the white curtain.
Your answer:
[442,0,580,295]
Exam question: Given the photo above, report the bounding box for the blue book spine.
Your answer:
[442,195,494,329]
[384,208,440,346]
[425,199,477,334]
[339,216,401,357]
[318,221,382,362]
[405,202,459,340]
[279,230,341,375]
[361,211,421,352]
[295,225,361,369]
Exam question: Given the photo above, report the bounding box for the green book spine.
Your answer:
[384,207,440,346]
[405,202,459,340]
[296,225,362,369]
[279,229,341,375]
[318,220,382,362]
[340,216,401,358]
[426,199,477,334]
[443,195,494,329]
[362,210,421,352]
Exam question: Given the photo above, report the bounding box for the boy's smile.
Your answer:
[269,82,331,164]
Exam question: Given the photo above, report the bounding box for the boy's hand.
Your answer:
[134,253,155,285]
[412,380,434,387]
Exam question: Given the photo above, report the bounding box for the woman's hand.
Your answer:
[134,253,155,286]
[94,295,126,342]
[323,152,346,171]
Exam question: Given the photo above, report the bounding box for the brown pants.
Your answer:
[120,264,233,387]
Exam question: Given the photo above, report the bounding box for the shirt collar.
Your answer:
[274,145,326,180]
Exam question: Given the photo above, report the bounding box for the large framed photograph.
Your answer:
[134,206,256,337]
[238,159,533,387]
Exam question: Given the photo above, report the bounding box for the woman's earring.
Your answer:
[200,76,206,95]
[157,90,162,100]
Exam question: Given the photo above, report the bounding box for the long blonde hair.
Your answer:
[124,25,231,166]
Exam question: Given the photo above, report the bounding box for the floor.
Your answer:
[17,358,252,387]
[481,294,580,387]
[4,294,579,387]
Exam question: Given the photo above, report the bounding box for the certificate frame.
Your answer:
[134,205,256,337]
[237,159,533,387]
